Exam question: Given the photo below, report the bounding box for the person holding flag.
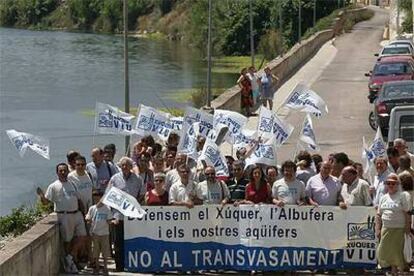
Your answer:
[106,157,145,272]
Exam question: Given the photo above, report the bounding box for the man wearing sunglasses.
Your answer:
[198,166,230,205]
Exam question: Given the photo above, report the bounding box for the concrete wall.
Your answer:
[0,214,60,276]
[211,7,369,112]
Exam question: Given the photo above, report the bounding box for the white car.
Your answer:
[388,105,414,152]
[389,39,414,52]
[375,45,413,59]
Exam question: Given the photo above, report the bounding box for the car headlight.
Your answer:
[369,83,381,90]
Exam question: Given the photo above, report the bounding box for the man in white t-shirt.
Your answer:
[68,155,93,211]
[169,164,203,208]
[37,163,87,273]
[272,161,306,206]
[340,166,372,206]
[198,166,230,205]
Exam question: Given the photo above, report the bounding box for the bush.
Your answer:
[0,206,43,237]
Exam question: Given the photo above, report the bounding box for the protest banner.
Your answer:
[102,186,146,218]
[124,205,377,272]
[6,129,50,159]
[245,137,277,167]
[183,107,214,139]
[199,139,229,177]
[257,106,293,145]
[213,109,247,142]
[95,102,135,136]
[283,83,328,117]
[135,104,170,138]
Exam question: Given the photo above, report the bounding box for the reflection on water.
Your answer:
[0,28,236,215]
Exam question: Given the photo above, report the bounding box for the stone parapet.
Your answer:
[0,214,60,276]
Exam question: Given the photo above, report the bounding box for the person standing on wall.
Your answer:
[260,66,279,110]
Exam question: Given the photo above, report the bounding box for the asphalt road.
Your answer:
[304,6,389,162]
[228,5,390,164]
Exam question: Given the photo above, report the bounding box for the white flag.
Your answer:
[257,106,294,146]
[245,137,277,167]
[102,186,146,218]
[183,107,215,139]
[233,129,258,152]
[95,102,135,136]
[199,139,229,177]
[135,104,170,138]
[213,109,247,143]
[283,83,328,117]
[6,129,50,159]
[177,122,199,160]
[156,116,184,142]
[299,113,319,151]
[362,136,375,174]
[370,127,387,158]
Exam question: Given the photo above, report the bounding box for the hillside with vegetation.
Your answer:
[1,0,360,58]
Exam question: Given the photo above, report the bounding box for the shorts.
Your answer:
[57,211,87,242]
[92,235,111,259]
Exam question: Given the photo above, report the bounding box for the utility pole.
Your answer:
[313,0,316,26]
[279,0,284,56]
[298,0,301,43]
[206,0,212,108]
[123,0,130,156]
[249,0,255,67]
[396,0,400,36]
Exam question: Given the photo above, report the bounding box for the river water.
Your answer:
[0,28,236,216]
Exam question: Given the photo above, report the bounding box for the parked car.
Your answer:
[375,45,413,60]
[365,56,414,102]
[389,39,414,53]
[374,80,414,136]
[388,105,414,152]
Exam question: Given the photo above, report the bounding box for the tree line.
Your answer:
[0,0,386,58]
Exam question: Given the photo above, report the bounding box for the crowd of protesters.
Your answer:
[36,133,414,274]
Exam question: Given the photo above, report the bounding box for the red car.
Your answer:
[365,56,414,103]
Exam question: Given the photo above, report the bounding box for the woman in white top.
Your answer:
[376,173,412,274]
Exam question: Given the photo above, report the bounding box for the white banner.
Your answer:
[95,102,135,136]
[283,83,328,117]
[177,122,199,160]
[299,113,319,151]
[213,109,247,142]
[257,106,294,146]
[199,139,229,177]
[6,129,50,159]
[124,205,377,272]
[183,107,215,139]
[102,186,146,218]
[245,137,277,167]
[135,104,170,138]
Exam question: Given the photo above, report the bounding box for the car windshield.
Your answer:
[382,47,411,55]
[373,62,412,76]
[383,83,414,98]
